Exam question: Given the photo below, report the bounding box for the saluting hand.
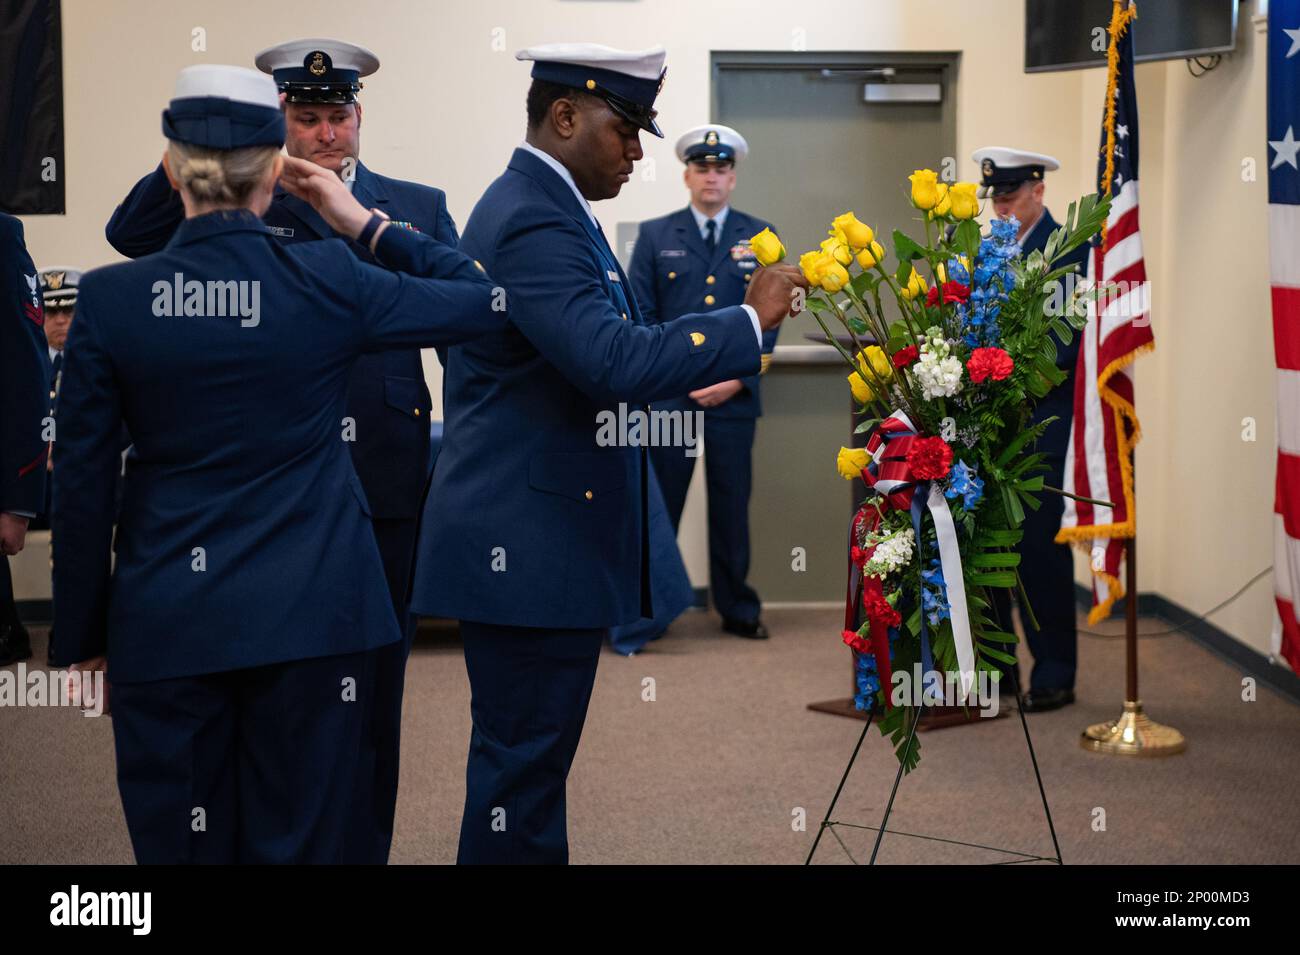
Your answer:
[743,263,808,332]
[278,156,375,241]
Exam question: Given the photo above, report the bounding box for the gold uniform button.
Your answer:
[586,79,596,90]
[584,490,593,501]
[704,294,715,305]
[668,271,676,280]
[414,408,421,416]
[49,390,57,399]
[744,274,752,282]
[705,275,716,285]
[621,312,628,321]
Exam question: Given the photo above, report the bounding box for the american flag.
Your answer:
[1269,0,1300,672]
[1056,0,1154,623]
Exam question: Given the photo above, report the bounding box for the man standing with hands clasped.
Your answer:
[629,124,778,645]
[409,43,806,864]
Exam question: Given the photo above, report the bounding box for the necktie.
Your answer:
[52,352,63,378]
[705,218,717,251]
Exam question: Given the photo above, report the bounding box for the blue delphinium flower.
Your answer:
[921,558,950,627]
[962,216,1020,347]
[944,459,984,510]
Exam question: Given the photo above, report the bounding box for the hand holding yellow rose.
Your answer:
[749,227,785,266]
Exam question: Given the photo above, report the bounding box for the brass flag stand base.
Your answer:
[1081,700,1186,756]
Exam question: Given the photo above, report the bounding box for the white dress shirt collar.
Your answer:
[690,203,729,240]
[520,141,598,226]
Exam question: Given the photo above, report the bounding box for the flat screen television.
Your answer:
[1025,0,1239,72]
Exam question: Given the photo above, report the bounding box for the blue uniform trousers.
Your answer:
[990,452,1078,694]
[651,414,760,623]
[347,516,420,863]
[111,647,379,864]
[456,622,604,864]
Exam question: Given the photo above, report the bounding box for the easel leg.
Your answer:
[868,705,922,865]
[1009,669,1064,864]
[805,711,875,865]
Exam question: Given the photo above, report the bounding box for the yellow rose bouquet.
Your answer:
[752,175,1110,769]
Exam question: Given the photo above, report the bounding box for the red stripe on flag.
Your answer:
[1273,286,1300,372]
[1277,451,1300,539]
[1274,596,1300,673]
[1105,206,1140,248]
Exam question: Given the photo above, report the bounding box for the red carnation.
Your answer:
[863,590,902,629]
[943,281,970,304]
[892,345,919,368]
[842,629,869,653]
[906,436,953,481]
[924,281,970,308]
[966,347,1014,383]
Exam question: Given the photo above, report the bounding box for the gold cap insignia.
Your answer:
[46,271,65,290]
[705,130,719,146]
[981,158,993,177]
[309,52,327,76]
[586,79,596,90]
[690,332,706,346]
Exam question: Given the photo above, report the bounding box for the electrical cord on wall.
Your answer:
[1079,565,1274,638]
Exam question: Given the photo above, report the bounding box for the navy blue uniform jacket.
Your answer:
[1022,209,1091,459]
[105,162,455,518]
[52,210,500,681]
[629,206,778,417]
[409,148,761,629]
[1,214,51,515]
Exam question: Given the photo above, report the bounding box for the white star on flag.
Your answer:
[1285,26,1300,58]
[1117,123,1129,139]
[1271,125,1300,170]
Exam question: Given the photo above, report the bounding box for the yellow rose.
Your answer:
[928,183,951,219]
[750,227,785,266]
[900,267,928,301]
[820,232,853,267]
[831,212,875,251]
[949,182,979,220]
[821,258,851,293]
[847,371,873,405]
[856,345,892,381]
[799,249,827,286]
[909,169,942,210]
[837,446,871,481]
[856,240,886,269]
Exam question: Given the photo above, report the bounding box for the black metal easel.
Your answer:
[805,670,1063,865]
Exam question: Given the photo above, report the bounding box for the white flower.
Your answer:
[864,527,915,578]
[914,353,964,399]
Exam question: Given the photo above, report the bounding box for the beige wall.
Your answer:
[14,1,1283,662]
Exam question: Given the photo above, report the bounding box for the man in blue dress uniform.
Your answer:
[974,146,1091,713]
[103,39,452,861]
[51,63,501,863]
[410,43,807,863]
[0,213,50,666]
[629,124,777,642]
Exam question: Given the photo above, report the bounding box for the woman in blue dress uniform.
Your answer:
[49,64,501,863]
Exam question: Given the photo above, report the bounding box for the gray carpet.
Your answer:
[3,607,1298,864]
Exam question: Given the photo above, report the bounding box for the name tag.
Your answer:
[738,259,758,269]
[607,270,621,282]
[268,226,295,238]
[658,249,687,258]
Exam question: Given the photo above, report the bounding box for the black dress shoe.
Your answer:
[1021,688,1075,712]
[0,622,33,667]
[722,617,769,640]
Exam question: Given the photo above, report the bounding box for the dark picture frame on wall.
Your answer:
[1,0,65,214]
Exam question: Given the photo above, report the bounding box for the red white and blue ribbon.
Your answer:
[859,411,976,704]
